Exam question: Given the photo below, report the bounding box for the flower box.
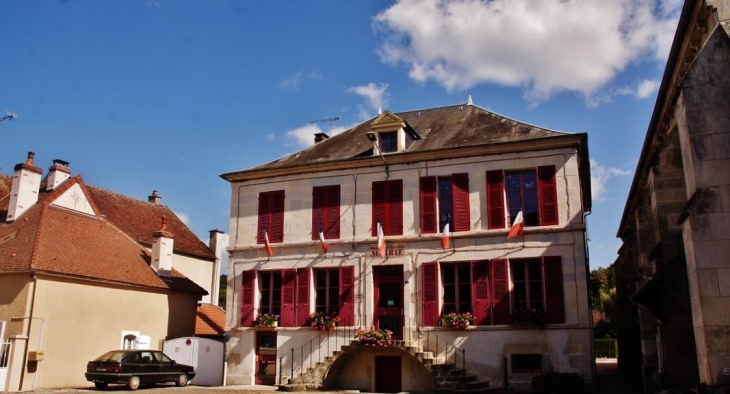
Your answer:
[510,308,546,326]
[253,313,279,327]
[439,312,473,329]
[307,311,340,331]
[353,327,392,347]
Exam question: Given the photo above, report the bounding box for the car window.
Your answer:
[95,351,127,362]
[154,352,172,363]
[139,351,154,363]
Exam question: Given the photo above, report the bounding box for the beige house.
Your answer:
[221,102,592,392]
[615,0,730,393]
[0,152,221,391]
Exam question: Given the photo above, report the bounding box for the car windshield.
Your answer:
[93,351,128,362]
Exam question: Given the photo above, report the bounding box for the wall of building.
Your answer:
[225,146,591,388]
[0,274,32,339]
[18,275,198,389]
[173,253,215,304]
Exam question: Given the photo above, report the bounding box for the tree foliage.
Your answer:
[590,266,616,338]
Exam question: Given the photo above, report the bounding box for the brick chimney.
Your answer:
[208,229,226,305]
[46,159,71,191]
[314,133,329,144]
[151,216,174,277]
[7,151,43,223]
[148,190,161,204]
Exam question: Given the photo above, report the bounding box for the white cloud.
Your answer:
[348,83,390,119]
[174,211,190,225]
[635,79,660,98]
[590,159,632,202]
[284,123,355,148]
[265,133,275,141]
[374,0,681,104]
[278,72,303,90]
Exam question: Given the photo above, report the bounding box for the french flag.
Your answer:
[441,220,450,249]
[264,229,273,257]
[318,224,329,253]
[507,211,524,239]
[377,219,386,257]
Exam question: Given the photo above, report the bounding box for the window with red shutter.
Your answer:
[259,271,282,317]
[339,265,355,326]
[490,259,510,324]
[543,256,565,324]
[258,190,285,244]
[296,268,311,327]
[280,269,297,327]
[372,180,403,236]
[422,262,439,326]
[538,165,559,226]
[471,260,491,325]
[311,185,340,240]
[420,177,437,234]
[240,270,255,327]
[486,171,505,229]
[451,173,470,232]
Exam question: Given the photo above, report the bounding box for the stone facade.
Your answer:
[615,1,730,392]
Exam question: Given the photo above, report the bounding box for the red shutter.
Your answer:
[490,259,510,324]
[326,186,340,239]
[420,177,437,234]
[339,265,355,326]
[422,262,440,326]
[471,260,490,325]
[452,173,470,232]
[538,166,558,226]
[311,187,325,241]
[372,181,387,237]
[270,191,285,242]
[240,270,255,327]
[280,269,296,327]
[544,256,565,324]
[486,171,505,230]
[388,180,403,235]
[257,193,271,244]
[296,268,311,326]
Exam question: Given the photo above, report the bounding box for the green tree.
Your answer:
[218,274,227,309]
[589,266,616,338]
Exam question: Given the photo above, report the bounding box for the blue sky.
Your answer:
[0,0,683,273]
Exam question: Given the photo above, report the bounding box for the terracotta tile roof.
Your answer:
[195,304,226,337]
[0,175,207,295]
[221,104,576,179]
[85,186,216,260]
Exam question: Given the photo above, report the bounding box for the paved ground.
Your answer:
[34,358,635,394]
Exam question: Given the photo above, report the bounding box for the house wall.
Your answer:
[0,274,32,339]
[225,147,591,388]
[173,253,215,304]
[17,275,198,389]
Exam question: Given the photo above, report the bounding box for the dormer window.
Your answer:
[379,132,398,153]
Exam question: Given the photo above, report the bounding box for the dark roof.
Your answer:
[222,104,581,180]
[195,304,226,337]
[0,174,207,295]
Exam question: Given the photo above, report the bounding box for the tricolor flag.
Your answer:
[376,219,386,257]
[318,224,329,253]
[507,211,524,239]
[264,229,273,257]
[440,220,451,249]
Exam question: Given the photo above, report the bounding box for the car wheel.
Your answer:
[94,382,108,390]
[127,376,140,391]
[175,373,188,387]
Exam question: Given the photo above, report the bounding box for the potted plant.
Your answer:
[510,308,547,326]
[254,313,279,327]
[307,311,340,331]
[439,312,474,329]
[353,327,393,347]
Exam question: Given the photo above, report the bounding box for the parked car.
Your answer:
[85,350,195,390]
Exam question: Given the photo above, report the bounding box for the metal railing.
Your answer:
[423,331,467,385]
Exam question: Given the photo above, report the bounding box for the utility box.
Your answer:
[28,351,44,361]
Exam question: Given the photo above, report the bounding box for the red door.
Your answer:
[375,356,402,393]
[373,265,404,339]
[255,332,277,385]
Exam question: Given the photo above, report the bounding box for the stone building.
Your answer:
[615,0,730,392]
[221,101,593,392]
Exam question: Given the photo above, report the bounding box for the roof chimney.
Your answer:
[314,133,329,144]
[46,159,71,191]
[7,151,43,223]
[208,229,226,305]
[151,216,174,277]
[148,190,161,204]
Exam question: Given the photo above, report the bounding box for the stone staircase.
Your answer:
[280,339,500,393]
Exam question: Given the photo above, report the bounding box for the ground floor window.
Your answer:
[511,354,543,374]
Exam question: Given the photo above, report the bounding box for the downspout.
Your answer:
[16,274,39,391]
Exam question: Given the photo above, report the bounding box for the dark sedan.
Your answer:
[85,350,195,390]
